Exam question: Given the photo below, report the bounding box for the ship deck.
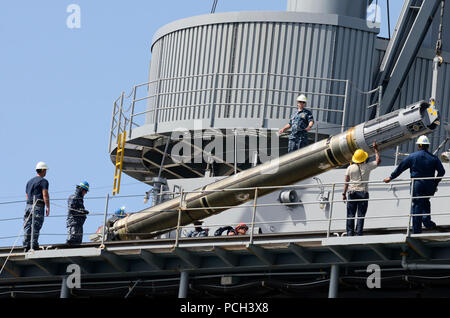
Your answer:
[3,227,450,297]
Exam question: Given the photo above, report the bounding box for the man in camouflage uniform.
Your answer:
[66,181,90,246]
[279,94,314,152]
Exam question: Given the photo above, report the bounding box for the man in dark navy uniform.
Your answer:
[279,94,314,152]
[24,161,50,252]
[384,135,446,234]
[66,181,90,246]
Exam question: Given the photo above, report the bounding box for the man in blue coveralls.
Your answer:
[24,161,50,252]
[384,135,446,234]
[279,94,314,152]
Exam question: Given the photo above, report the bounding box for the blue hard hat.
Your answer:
[115,206,126,217]
[78,181,89,191]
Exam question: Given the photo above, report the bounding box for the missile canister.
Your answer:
[111,101,440,240]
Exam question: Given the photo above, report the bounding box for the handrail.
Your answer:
[109,72,381,146]
[1,176,449,246]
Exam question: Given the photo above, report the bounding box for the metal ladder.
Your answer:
[113,131,126,195]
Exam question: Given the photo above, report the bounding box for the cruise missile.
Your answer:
[110,100,439,240]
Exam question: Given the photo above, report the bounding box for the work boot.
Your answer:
[65,242,81,248]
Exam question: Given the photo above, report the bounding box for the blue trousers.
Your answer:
[288,137,308,152]
[23,204,45,250]
[411,198,436,234]
[67,224,84,244]
[67,216,86,245]
[346,192,369,236]
[411,180,437,234]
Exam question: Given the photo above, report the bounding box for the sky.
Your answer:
[0,0,403,247]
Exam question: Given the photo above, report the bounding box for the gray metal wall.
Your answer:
[147,11,378,134]
[286,0,368,19]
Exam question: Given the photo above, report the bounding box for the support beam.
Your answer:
[406,237,431,260]
[327,246,352,263]
[328,264,340,299]
[126,137,155,148]
[142,156,184,179]
[178,271,189,298]
[125,280,141,298]
[153,147,205,177]
[246,244,275,265]
[67,257,92,274]
[100,250,128,272]
[368,244,391,261]
[288,243,313,264]
[213,247,239,267]
[173,248,200,269]
[29,259,58,275]
[173,135,243,174]
[60,277,70,298]
[139,250,165,270]
[0,259,21,278]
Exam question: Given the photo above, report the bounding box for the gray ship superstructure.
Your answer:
[1,0,450,298]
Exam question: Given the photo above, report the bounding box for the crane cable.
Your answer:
[436,0,445,57]
[0,203,35,276]
[211,0,218,14]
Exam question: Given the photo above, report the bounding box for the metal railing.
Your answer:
[108,73,382,152]
[1,176,448,250]
[169,176,450,246]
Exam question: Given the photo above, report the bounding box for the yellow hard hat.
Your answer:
[352,149,368,164]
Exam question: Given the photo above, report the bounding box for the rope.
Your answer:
[0,202,35,276]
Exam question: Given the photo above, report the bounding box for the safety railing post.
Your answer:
[407,179,414,237]
[109,99,118,153]
[129,85,137,139]
[249,188,258,244]
[234,129,238,175]
[315,123,319,143]
[327,184,336,238]
[174,190,184,247]
[154,79,161,133]
[341,80,349,133]
[116,92,125,144]
[101,193,110,248]
[260,72,269,128]
[209,73,218,127]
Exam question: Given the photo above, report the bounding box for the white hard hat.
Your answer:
[35,161,49,170]
[416,135,430,145]
[297,94,307,103]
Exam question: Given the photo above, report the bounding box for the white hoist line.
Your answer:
[431,0,445,103]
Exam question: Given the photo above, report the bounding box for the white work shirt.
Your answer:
[345,161,378,193]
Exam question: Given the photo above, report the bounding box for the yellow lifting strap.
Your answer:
[113,131,126,195]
